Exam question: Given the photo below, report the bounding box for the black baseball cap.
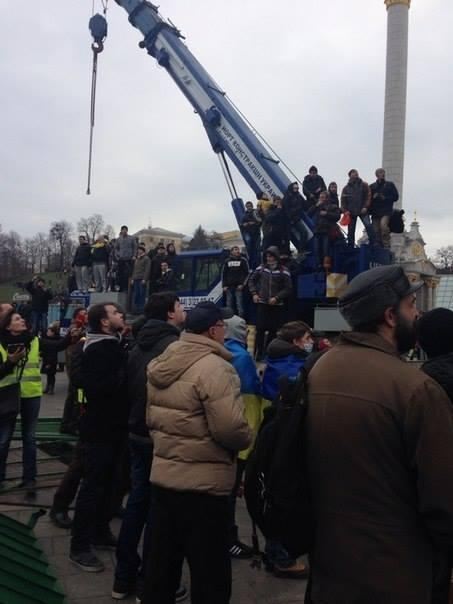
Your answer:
[339,266,422,329]
[185,302,233,334]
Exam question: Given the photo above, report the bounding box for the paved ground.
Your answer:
[0,372,307,603]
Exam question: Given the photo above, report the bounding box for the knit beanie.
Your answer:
[224,315,247,346]
[417,308,453,358]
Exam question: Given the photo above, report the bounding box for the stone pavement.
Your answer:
[0,373,307,604]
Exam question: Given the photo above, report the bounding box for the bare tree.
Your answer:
[435,246,453,271]
[50,220,74,271]
[77,213,105,243]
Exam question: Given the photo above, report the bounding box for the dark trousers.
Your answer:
[45,371,56,392]
[118,259,133,293]
[115,438,153,583]
[143,486,231,604]
[228,459,246,543]
[60,381,79,434]
[52,440,83,512]
[255,304,285,360]
[71,441,123,553]
[313,233,330,268]
[347,214,374,247]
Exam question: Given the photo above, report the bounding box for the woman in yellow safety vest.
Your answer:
[0,309,72,491]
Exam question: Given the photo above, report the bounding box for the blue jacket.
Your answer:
[262,338,307,402]
[225,339,261,396]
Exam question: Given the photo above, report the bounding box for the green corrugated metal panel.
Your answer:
[12,418,76,443]
[0,513,66,604]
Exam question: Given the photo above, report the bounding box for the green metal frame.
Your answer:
[0,512,66,603]
[12,418,77,443]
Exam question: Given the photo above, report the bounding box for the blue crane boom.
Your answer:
[113,0,300,204]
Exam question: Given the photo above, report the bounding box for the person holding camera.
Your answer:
[0,310,74,492]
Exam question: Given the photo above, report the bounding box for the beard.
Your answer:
[395,312,418,355]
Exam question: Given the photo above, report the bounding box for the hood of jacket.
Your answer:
[83,332,121,351]
[136,319,180,352]
[423,353,453,403]
[148,332,232,389]
[265,245,281,261]
[267,337,307,359]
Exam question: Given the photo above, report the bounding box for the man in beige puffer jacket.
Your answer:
[143,301,252,604]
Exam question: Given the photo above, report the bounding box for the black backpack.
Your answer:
[244,369,313,560]
[389,209,405,234]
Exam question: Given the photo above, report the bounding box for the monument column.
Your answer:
[382,0,411,209]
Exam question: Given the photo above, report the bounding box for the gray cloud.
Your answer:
[1,0,452,254]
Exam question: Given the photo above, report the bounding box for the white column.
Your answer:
[382,0,411,209]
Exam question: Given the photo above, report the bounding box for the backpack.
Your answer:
[389,209,405,234]
[244,369,313,560]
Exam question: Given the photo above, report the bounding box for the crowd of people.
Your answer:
[240,165,400,269]
[2,261,453,603]
[71,226,178,309]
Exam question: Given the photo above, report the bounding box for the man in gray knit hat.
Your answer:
[304,265,453,604]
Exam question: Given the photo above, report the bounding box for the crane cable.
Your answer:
[225,94,304,186]
[217,152,239,201]
[86,2,108,195]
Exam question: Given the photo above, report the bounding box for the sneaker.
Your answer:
[93,531,117,550]
[49,508,73,529]
[112,577,135,600]
[229,539,253,560]
[272,560,309,579]
[175,584,189,602]
[70,550,104,573]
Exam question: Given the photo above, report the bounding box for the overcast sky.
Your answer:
[1,0,452,256]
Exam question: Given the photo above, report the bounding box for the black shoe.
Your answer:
[49,508,73,529]
[70,550,104,573]
[229,539,253,559]
[93,531,117,550]
[135,583,187,604]
[20,479,37,498]
[112,577,135,600]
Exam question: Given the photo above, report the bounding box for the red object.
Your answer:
[340,211,351,227]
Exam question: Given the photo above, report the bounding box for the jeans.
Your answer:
[242,232,261,269]
[225,287,244,318]
[313,233,330,268]
[0,414,18,482]
[115,439,153,583]
[289,220,309,253]
[20,396,41,481]
[71,441,123,553]
[74,265,90,292]
[92,263,107,292]
[132,280,147,314]
[372,215,391,248]
[143,486,231,604]
[347,214,375,247]
[31,311,47,336]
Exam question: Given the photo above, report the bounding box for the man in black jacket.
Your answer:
[302,166,327,204]
[72,236,92,292]
[222,247,249,319]
[112,292,186,600]
[240,201,261,269]
[70,303,128,573]
[248,246,292,360]
[369,168,399,249]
